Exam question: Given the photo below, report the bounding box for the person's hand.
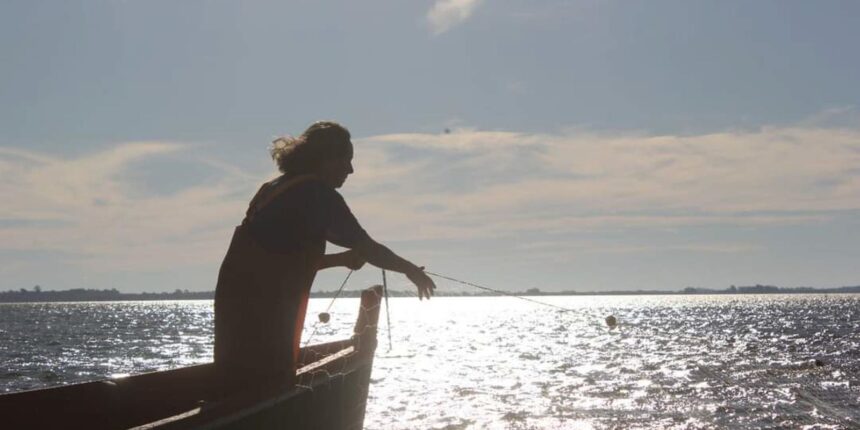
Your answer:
[406,266,436,300]
[342,250,366,270]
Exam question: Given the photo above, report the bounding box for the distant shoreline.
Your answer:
[1,284,859,303]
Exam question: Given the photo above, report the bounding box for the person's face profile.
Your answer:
[319,153,353,189]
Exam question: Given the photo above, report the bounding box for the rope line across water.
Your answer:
[382,269,393,351]
[425,270,579,313]
[303,268,578,348]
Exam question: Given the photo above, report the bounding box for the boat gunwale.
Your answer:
[140,285,383,429]
[133,344,363,430]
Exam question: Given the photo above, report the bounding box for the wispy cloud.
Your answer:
[2,117,859,283]
[349,123,860,241]
[426,0,483,35]
[0,143,260,271]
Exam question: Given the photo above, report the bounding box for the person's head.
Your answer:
[270,121,354,188]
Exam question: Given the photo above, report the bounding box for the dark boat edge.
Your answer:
[0,285,384,430]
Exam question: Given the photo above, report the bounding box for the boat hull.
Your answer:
[0,286,383,430]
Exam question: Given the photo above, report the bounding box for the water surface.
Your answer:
[2,294,859,429]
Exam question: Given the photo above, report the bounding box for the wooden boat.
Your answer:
[0,285,384,430]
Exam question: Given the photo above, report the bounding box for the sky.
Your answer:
[1,0,859,294]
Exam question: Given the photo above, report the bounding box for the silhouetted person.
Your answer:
[214,121,436,396]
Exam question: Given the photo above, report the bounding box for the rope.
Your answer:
[424,270,579,313]
[303,268,578,349]
[382,269,393,351]
[303,269,353,347]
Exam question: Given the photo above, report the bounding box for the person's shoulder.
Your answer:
[288,176,343,200]
[293,176,332,192]
[273,174,321,191]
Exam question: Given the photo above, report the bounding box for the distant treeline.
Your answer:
[0,287,213,303]
[2,284,859,303]
[678,284,860,295]
[512,284,860,296]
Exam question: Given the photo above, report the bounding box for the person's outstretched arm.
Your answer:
[321,185,435,299]
[351,237,436,300]
[316,251,366,271]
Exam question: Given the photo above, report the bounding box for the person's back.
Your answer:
[243,175,370,255]
[214,175,327,395]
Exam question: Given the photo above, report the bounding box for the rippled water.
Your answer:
[2,294,859,429]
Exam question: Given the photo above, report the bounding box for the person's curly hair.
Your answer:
[270,121,352,174]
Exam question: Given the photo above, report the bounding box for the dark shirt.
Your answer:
[243,177,369,253]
